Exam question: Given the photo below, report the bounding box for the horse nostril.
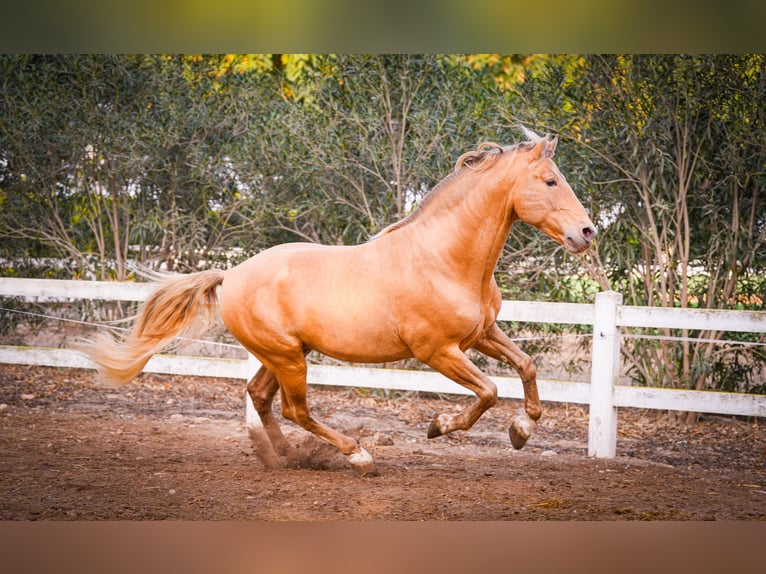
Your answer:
[582,226,597,241]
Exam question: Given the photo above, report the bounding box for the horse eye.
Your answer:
[545,179,557,187]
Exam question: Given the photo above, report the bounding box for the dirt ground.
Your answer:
[1,363,765,520]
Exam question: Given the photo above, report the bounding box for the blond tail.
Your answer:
[75,270,225,385]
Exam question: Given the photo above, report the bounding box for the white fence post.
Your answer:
[244,353,262,429]
[588,290,622,457]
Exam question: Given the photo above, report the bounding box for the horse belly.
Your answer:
[220,244,409,363]
[297,289,410,363]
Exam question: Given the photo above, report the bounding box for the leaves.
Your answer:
[1,54,763,392]
[520,54,766,390]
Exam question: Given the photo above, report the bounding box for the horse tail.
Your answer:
[76,269,225,386]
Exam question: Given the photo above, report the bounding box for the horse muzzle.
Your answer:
[565,224,597,253]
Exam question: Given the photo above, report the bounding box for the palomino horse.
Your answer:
[78,128,596,475]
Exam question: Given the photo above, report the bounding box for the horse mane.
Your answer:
[372,128,545,240]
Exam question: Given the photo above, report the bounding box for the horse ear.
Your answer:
[528,139,546,162]
[544,135,558,158]
[455,150,480,171]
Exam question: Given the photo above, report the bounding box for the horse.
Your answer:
[77,128,596,475]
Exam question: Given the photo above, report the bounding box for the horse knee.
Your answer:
[480,382,498,408]
[522,354,536,376]
[248,387,275,418]
[247,369,279,408]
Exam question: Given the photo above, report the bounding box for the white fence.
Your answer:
[1,277,765,458]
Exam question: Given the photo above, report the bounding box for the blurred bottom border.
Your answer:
[1,521,763,574]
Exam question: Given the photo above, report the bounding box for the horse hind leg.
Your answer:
[269,355,375,476]
[246,366,295,467]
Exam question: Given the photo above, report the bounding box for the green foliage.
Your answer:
[519,54,766,392]
[1,53,764,394]
[0,55,277,276]
[242,54,513,245]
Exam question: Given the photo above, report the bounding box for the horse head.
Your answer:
[510,130,596,254]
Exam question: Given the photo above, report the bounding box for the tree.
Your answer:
[0,55,274,278]
[519,54,766,400]
[240,54,516,245]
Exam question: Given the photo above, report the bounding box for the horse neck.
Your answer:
[402,168,518,284]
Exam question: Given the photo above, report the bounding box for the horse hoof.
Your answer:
[427,420,442,438]
[427,413,450,438]
[348,447,375,477]
[509,414,536,450]
[509,426,529,450]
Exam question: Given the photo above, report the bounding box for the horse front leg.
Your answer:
[422,346,498,438]
[473,323,541,449]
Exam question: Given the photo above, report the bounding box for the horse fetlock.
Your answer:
[516,413,537,437]
[347,447,375,476]
[526,404,542,421]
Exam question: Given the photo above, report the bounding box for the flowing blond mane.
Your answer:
[371,138,537,240]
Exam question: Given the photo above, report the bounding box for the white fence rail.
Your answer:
[1,277,765,458]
